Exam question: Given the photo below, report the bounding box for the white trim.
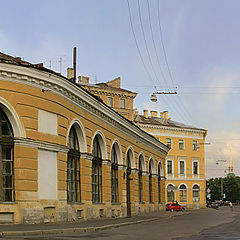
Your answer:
[0,96,26,138]
[110,139,123,165]
[14,137,68,153]
[178,157,187,178]
[192,158,200,179]
[149,157,156,174]
[138,153,146,172]
[125,146,136,169]
[166,159,174,177]
[67,118,87,153]
[0,63,169,156]
[91,130,108,160]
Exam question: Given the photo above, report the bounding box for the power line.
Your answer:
[137,0,190,124]
[156,0,194,124]
[126,0,157,92]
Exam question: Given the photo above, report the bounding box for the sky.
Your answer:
[1,0,240,178]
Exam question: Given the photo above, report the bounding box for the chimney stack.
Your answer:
[143,110,148,118]
[150,111,158,118]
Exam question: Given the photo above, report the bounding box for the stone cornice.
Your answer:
[14,137,68,153]
[0,63,169,156]
[139,123,206,136]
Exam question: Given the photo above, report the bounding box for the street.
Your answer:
[3,206,238,240]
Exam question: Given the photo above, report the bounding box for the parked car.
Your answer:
[166,203,185,212]
[210,201,218,209]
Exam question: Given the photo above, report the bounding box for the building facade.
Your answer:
[134,110,207,209]
[0,52,168,224]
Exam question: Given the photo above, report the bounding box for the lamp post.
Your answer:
[216,160,227,200]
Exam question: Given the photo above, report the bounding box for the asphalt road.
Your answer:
[3,206,238,240]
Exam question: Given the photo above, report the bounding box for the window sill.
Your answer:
[68,202,84,205]
[139,201,145,204]
[92,202,105,205]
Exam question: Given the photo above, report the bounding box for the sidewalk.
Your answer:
[0,210,189,237]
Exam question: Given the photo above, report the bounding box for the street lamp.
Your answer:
[150,91,177,102]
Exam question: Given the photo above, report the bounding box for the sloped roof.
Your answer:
[134,114,206,132]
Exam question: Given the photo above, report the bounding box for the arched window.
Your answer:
[179,184,187,202]
[167,184,175,202]
[92,136,102,203]
[111,143,118,203]
[158,162,162,203]
[149,160,153,203]
[138,156,143,203]
[0,109,14,201]
[67,126,81,202]
[193,184,200,202]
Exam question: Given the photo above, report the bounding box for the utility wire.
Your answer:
[137,0,189,123]
[127,0,157,92]
[146,0,191,124]
[157,0,194,124]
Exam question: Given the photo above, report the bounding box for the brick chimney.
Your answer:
[143,110,148,118]
[67,68,74,79]
[150,111,158,118]
[78,76,90,84]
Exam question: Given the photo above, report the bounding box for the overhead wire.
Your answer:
[137,0,189,123]
[126,0,157,92]
[156,0,194,124]
[146,0,192,124]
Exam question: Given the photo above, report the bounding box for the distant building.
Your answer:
[67,68,137,121]
[0,52,169,224]
[134,110,207,209]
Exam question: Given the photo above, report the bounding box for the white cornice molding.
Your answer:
[0,63,169,156]
[139,123,206,137]
[14,138,69,153]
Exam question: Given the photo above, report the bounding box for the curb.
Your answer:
[0,217,159,237]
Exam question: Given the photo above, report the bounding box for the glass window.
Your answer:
[166,138,172,149]
[167,184,175,202]
[180,161,185,175]
[167,160,173,174]
[0,109,14,202]
[179,139,184,150]
[180,185,187,202]
[138,157,143,203]
[92,137,102,203]
[67,126,81,202]
[120,99,125,109]
[111,143,119,203]
[193,161,198,175]
[107,97,113,107]
[193,140,198,151]
[193,185,200,202]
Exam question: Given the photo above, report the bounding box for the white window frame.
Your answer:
[179,139,184,150]
[178,158,186,177]
[192,158,200,178]
[167,159,173,176]
[192,184,200,202]
[119,98,125,109]
[107,97,113,107]
[193,140,198,151]
[166,138,172,149]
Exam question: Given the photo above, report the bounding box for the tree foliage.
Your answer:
[206,176,240,202]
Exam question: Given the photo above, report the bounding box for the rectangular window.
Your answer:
[180,161,185,175]
[166,138,172,149]
[193,140,198,151]
[167,160,173,174]
[107,97,113,107]
[193,161,198,175]
[120,99,125,109]
[179,139,184,150]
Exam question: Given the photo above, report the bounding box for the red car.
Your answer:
[166,203,185,212]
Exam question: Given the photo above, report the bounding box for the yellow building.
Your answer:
[0,52,169,224]
[134,110,207,209]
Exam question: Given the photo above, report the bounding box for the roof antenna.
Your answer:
[73,47,77,83]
